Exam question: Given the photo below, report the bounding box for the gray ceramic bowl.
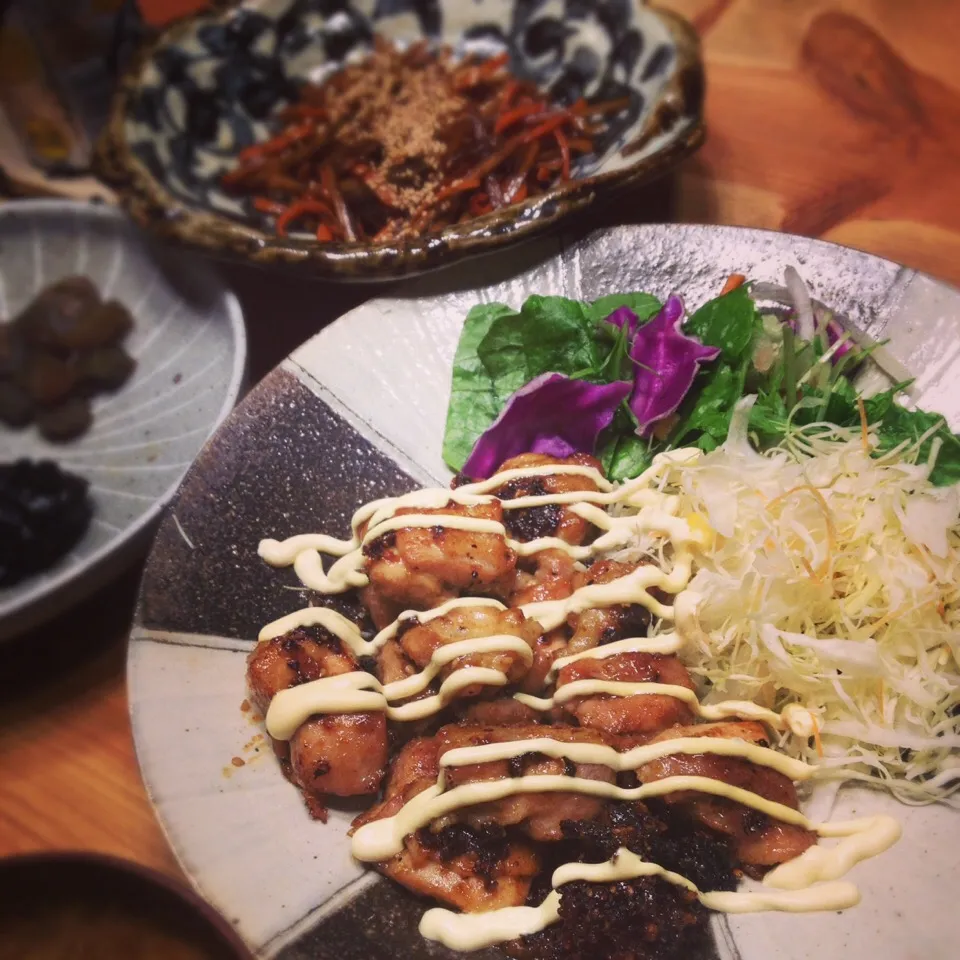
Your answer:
[0,200,246,641]
[0,852,255,959]
[96,0,704,281]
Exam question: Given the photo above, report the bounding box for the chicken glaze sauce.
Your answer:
[255,453,901,950]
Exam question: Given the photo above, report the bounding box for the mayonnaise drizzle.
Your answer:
[257,457,701,595]
[419,847,864,951]
[515,679,788,728]
[256,451,902,944]
[436,734,814,781]
[352,774,817,862]
[546,632,686,676]
[520,551,695,631]
[266,634,533,738]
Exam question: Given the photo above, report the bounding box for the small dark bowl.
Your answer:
[0,852,255,959]
[95,0,704,281]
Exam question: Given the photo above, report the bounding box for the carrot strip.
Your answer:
[500,79,520,111]
[479,51,509,76]
[554,127,571,180]
[435,177,481,204]
[276,198,335,237]
[720,273,746,295]
[316,223,335,242]
[321,164,357,242]
[237,120,314,164]
[494,101,546,135]
[253,197,286,216]
[521,113,571,145]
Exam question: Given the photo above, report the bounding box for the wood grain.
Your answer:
[0,566,180,876]
[2,0,960,902]
[659,0,960,283]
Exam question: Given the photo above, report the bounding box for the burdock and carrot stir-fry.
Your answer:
[221,38,630,244]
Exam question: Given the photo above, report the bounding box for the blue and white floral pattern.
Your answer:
[124,0,688,230]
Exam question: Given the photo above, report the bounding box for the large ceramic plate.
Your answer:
[129,225,960,959]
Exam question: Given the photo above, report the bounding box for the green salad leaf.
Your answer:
[684,284,759,361]
[585,293,662,327]
[597,405,653,481]
[477,296,601,397]
[671,359,751,450]
[442,303,516,471]
[875,404,960,485]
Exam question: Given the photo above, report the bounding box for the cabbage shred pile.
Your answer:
[655,400,960,804]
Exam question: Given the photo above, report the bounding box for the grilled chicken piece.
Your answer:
[397,604,541,698]
[566,559,659,651]
[555,652,696,735]
[517,557,660,695]
[510,548,577,606]
[379,831,541,912]
[437,724,615,841]
[458,697,542,726]
[353,737,539,911]
[354,735,441,829]
[246,627,388,819]
[359,583,404,631]
[639,722,817,868]
[520,627,570,695]
[494,452,605,546]
[362,501,516,613]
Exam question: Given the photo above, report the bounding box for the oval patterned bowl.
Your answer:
[96,0,704,281]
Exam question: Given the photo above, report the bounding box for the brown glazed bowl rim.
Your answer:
[0,850,256,959]
[94,3,705,282]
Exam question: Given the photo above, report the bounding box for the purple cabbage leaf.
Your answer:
[462,373,631,479]
[627,296,721,437]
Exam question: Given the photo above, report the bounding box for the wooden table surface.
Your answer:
[2,0,960,890]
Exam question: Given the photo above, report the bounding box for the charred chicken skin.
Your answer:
[246,627,388,820]
[251,453,825,957]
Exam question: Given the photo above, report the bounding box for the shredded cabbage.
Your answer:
[655,399,960,804]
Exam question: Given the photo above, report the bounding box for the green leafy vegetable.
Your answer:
[477,296,601,399]
[442,278,960,487]
[586,293,662,327]
[673,359,751,449]
[683,285,759,361]
[442,303,515,471]
[597,406,653,481]
[874,404,960,486]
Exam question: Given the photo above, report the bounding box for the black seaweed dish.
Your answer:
[95,0,705,281]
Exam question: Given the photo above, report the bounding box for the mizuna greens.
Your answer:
[442,277,960,484]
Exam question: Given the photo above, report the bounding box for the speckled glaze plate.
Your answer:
[129,225,960,959]
[0,200,246,640]
[96,0,703,280]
